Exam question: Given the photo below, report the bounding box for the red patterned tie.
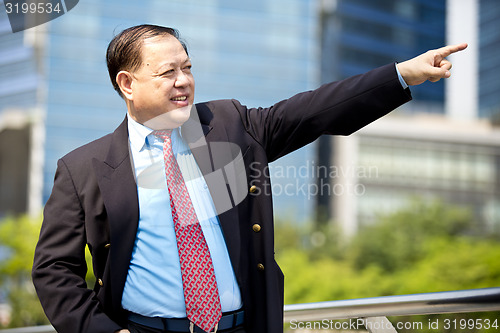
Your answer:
[154,130,222,333]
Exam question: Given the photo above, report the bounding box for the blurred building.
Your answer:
[334,115,500,236]
[478,0,500,120]
[316,0,447,224]
[444,0,500,121]
[321,0,500,234]
[0,0,318,220]
[319,0,446,110]
[0,10,43,217]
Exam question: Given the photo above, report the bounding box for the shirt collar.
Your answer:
[127,116,154,152]
[127,115,184,152]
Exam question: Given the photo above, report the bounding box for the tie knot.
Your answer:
[153,129,173,141]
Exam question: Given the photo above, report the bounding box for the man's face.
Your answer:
[127,35,195,128]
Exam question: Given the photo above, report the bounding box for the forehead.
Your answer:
[140,35,187,65]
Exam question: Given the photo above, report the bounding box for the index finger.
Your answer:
[436,43,468,58]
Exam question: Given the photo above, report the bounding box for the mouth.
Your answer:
[170,95,190,107]
[171,96,188,102]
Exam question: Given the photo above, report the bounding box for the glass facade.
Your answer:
[320,0,446,110]
[0,2,39,112]
[479,0,500,119]
[0,4,40,217]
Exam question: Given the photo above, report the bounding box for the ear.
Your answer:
[116,71,134,100]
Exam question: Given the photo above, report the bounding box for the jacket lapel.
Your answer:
[92,116,139,311]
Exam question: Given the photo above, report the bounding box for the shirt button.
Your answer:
[98,279,104,287]
[257,263,265,271]
[252,224,261,232]
[104,243,111,249]
[249,185,258,193]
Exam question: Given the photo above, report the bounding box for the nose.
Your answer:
[174,70,191,88]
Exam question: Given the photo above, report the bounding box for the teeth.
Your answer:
[172,96,187,101]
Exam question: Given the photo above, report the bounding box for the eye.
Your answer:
[183,65,192,72]
[161,69,175,76]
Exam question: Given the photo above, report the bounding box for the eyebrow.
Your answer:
[158,58,191,71]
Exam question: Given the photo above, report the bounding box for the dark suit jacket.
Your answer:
[32,64,411,333]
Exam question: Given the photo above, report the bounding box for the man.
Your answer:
[32,24,467,333]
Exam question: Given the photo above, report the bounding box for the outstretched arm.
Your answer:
[396,43,468,86]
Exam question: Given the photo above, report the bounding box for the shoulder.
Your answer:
[196,99,247,114]
[60,133,114,169]
[194,99,252,128]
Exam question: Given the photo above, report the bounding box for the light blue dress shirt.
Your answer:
[395,64,409,89]
[121,117,242,317]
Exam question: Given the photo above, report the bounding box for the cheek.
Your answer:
[158,81,175,96]
[190,79,195,97]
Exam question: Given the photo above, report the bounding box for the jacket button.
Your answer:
[257,263,265,271]
[98,279,104,286]
[104,243,111,249]
[249,185,258,193]
[252,224,261,232]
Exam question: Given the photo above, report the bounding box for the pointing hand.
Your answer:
[396,43,468,86]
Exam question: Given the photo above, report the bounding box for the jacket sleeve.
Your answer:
[239,63,412,162]
[32,158,122,333]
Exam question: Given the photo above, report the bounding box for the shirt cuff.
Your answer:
[395,63,408,89]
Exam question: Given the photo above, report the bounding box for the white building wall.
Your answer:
[445,0,479,120]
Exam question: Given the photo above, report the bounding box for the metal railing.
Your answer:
[1,287,499,333]
[284,287,500,333]
[0,327,54,333]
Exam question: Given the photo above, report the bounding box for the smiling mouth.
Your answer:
[171,96,187,101]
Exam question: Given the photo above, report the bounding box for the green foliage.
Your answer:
[0,215,49,328]
[0,215,95,328]
[278,199,500,333]
[394,237,500,294]
[4,286,49,327]
[275,199,500,306]
[0,215,41,281]
[0,200,499,329]
[348,199,473,272]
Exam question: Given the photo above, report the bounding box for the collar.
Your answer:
[127,115,185,152]
[127,116,154,152]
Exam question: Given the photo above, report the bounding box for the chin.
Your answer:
[170,105,191,121]
[144,105,192,130]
